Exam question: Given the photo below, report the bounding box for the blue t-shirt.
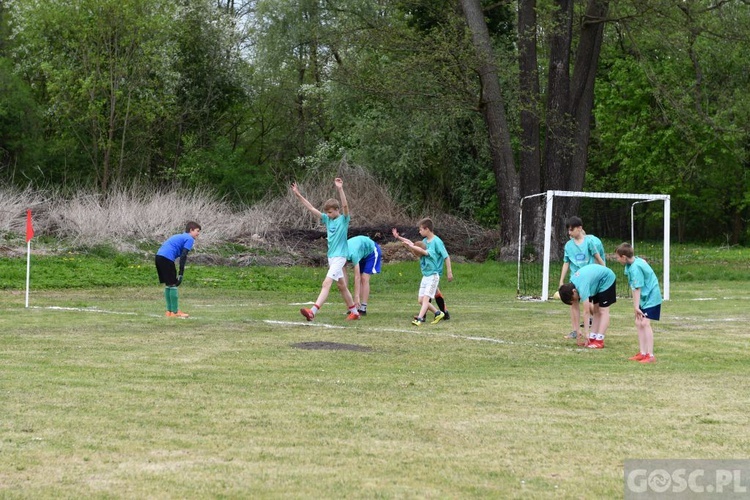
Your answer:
[563,236,600,275]
[419,235,449,277]
[157,233,195,261]
[321,213,350,258]
[347,235,375,264]
[571,264,616,302]
[624,257,662,309]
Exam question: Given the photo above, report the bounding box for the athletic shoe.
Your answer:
[587,340,604,349]
[629,353,647,361]
[346,312,360,321]
[443,311,450,320]
[174,310,189,318]
[639,354,656,364]
[166,311,176,317]
[564,331,578,340]
[357,309,367,316]
[412,317,425,326]
[300,308,314,321]
[431,311,446,324]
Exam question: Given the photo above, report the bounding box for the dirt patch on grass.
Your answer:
[291,341,373,352]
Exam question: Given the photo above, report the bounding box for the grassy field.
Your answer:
[1,257,749,498]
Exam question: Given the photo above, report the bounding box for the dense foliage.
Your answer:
[0,0,748,243]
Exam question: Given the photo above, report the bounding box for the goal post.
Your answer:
[517,190,671,301]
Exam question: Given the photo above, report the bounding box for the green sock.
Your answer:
[169,287,179,312]
[164,287,173,312]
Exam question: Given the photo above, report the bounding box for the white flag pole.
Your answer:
[25,239,31,308]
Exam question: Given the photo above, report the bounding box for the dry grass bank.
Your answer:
[0,167,498,262]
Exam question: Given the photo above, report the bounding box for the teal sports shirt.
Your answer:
[420,235,449,277]
[624,257,662,309]
[321,213,350,258]
[571,264,616,302]
[347,235,375,263]
[563,236,600,275]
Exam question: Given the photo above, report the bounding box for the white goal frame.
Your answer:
[517,190,671,301]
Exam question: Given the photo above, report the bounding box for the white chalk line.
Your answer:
[26,305,183,319]
[262,319,578,351]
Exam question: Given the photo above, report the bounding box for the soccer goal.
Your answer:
[516,191,671,301]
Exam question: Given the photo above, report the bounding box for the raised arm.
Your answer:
[335,178,349,216]
[291,182,322,218]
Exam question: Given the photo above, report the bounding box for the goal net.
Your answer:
[517,191,671,301]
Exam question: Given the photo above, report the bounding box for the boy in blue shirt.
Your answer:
[392,218,453,326]
[155,221,201,318]
[346,235,383,316]
[558,217,605,340]
[558,263,616,348]
[615,242,662,363]
[292,178,360,321]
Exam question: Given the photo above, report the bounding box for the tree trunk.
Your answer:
[460,0,520,255]
[544,0,609,256]
[518,0,545,253]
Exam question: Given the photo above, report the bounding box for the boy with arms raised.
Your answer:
[559,216,605,339]
[392,218,453,326]
[615,242,662,363]
[557,263,616,348]
[292,178,360,321]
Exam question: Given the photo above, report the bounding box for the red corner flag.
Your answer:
[26,209,35,242]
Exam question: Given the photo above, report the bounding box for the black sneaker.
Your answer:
[443,311,450,320]
[358,309,367,316]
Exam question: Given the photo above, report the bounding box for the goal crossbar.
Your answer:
[518,190,671,301]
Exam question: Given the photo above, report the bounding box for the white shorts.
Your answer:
[326,256,348,281]
[418,274,440,299]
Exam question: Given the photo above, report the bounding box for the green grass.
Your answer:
[1,257,749,498]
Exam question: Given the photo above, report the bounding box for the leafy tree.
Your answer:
[0,58,44,183]
[589,0,750,243]
[11,0,178,190]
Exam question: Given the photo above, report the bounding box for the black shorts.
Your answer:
[641,304,661,321]
[155,255,178,286]
[591,281,617,307]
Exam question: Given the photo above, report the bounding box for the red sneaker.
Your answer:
[166,311,176,317]
[587,340,604,349]
[300,308,314,321]
[346,312,360,321]
[639,354,656,364]
[629,353,647,361]
[174,310,189,318]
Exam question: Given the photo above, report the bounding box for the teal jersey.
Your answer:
[563,236,600,275]
[321,213,350,258]
[624,257,662,309]
[420,235,449,277]
[347,235,375,263]
[585,234,606,263]
[571,264,616,302]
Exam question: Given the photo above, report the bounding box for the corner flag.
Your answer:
[26,209,35,242]
[25,209,34,308]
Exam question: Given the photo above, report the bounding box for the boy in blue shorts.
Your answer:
[155,221,201,318]
[392,218,453,326]
[557,263,616,348]
[615,242,662,364]
[292,178,360,321]
[346,235,383,316]
[558,216,605,339]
